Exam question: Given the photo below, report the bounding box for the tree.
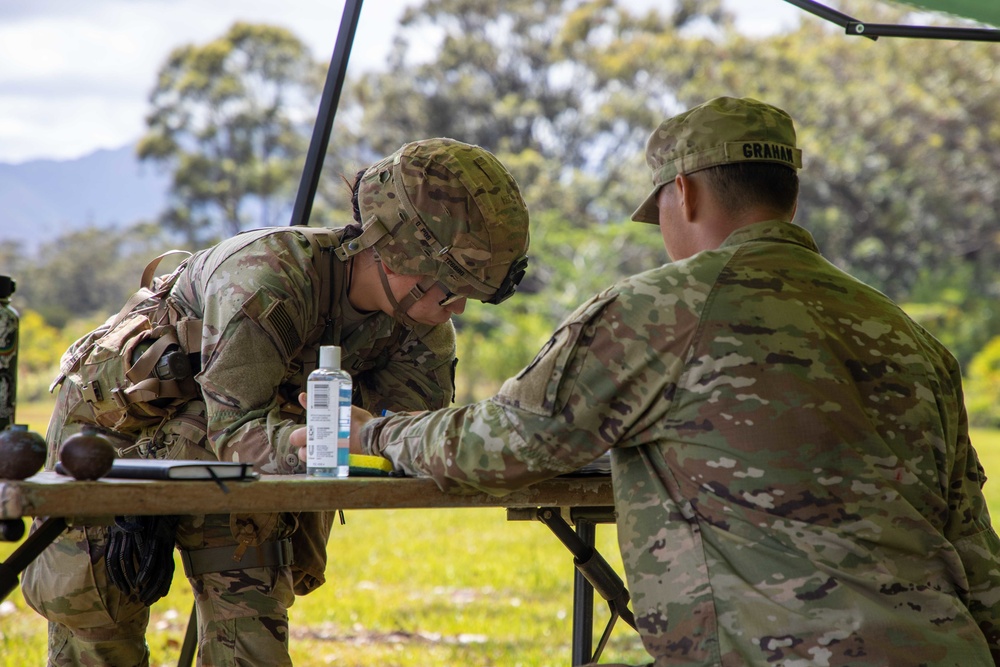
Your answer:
[339,0,1000,392]
[575,0,1000,300]
[352,0,1000,304]
[138,22,322,245]
[16,309,108,402]
[452,211,667,400]
[14,221,179,328]
[0,242,30,311]
[343,0,731,226]
[8,2,1000,412]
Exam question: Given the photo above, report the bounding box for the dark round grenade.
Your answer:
[59,426,116,481]
[0,425,47,480]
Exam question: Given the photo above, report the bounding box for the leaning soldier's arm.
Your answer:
[361,285,690,495]
[356,322,458,414]
[199,322,306,473]
[194,241,319,474]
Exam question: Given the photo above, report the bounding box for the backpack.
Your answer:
[52,251,203,433]
[52,227,343,436]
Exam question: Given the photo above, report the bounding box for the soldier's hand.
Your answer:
[350,405,374,453]
[292,392,309,465]
[291,426,308,466]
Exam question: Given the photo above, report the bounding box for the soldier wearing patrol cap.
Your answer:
[23,137,530,666]
[352,98,1000,665]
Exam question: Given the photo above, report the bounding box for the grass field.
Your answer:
[3,403,1000,666]
[1,508,646,667]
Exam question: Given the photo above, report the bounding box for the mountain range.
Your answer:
[0,144,171,252]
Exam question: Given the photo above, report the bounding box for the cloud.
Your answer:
[0,0,411,163]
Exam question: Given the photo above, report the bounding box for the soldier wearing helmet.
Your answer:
[338,137,529,322]
[23,137,530,666]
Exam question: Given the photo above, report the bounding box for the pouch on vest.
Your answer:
[52,251,202,434]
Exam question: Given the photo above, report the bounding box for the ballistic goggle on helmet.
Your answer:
[335,138,530,306]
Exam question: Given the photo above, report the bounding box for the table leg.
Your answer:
[535,507,636,665]
[178,601,198,666]
[571,517,596,665]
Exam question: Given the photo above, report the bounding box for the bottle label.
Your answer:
[306,373,352,476]
[307,378,339,470]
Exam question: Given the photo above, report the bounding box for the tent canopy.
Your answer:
[786,0,1000,39]
[902,0,1000,27]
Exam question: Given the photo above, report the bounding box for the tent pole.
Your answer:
[783,0,1000,42]
[289,0,365,226]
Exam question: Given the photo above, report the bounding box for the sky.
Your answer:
[0,0,806,165]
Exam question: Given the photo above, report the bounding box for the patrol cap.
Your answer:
[340,138,530,304]
[631,96,803,224]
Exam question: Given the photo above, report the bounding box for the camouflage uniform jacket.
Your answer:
[364,220,1000,665]
[169,226,456,473]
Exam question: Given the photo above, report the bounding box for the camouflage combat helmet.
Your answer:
[334,138,529,315]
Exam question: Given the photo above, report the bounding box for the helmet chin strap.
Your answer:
[375,260,437,329]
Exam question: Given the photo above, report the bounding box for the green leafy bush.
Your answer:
[967,336,1000,428]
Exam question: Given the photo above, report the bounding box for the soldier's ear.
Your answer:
[676,174,699,223]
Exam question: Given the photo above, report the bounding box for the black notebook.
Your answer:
[56,459,258,481]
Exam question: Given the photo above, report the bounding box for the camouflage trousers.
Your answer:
[20,378,298,667]
[22,515,295,667]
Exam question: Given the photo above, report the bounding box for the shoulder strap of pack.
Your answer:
[189,226,343,346]
[291,227,345,346]
[141,249,193,293]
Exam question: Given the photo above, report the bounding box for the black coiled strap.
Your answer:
[105,515,180,607]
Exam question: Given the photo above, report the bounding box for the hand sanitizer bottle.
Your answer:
[307,345,352,478]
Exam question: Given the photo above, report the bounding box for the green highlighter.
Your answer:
[347,454,394,477]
